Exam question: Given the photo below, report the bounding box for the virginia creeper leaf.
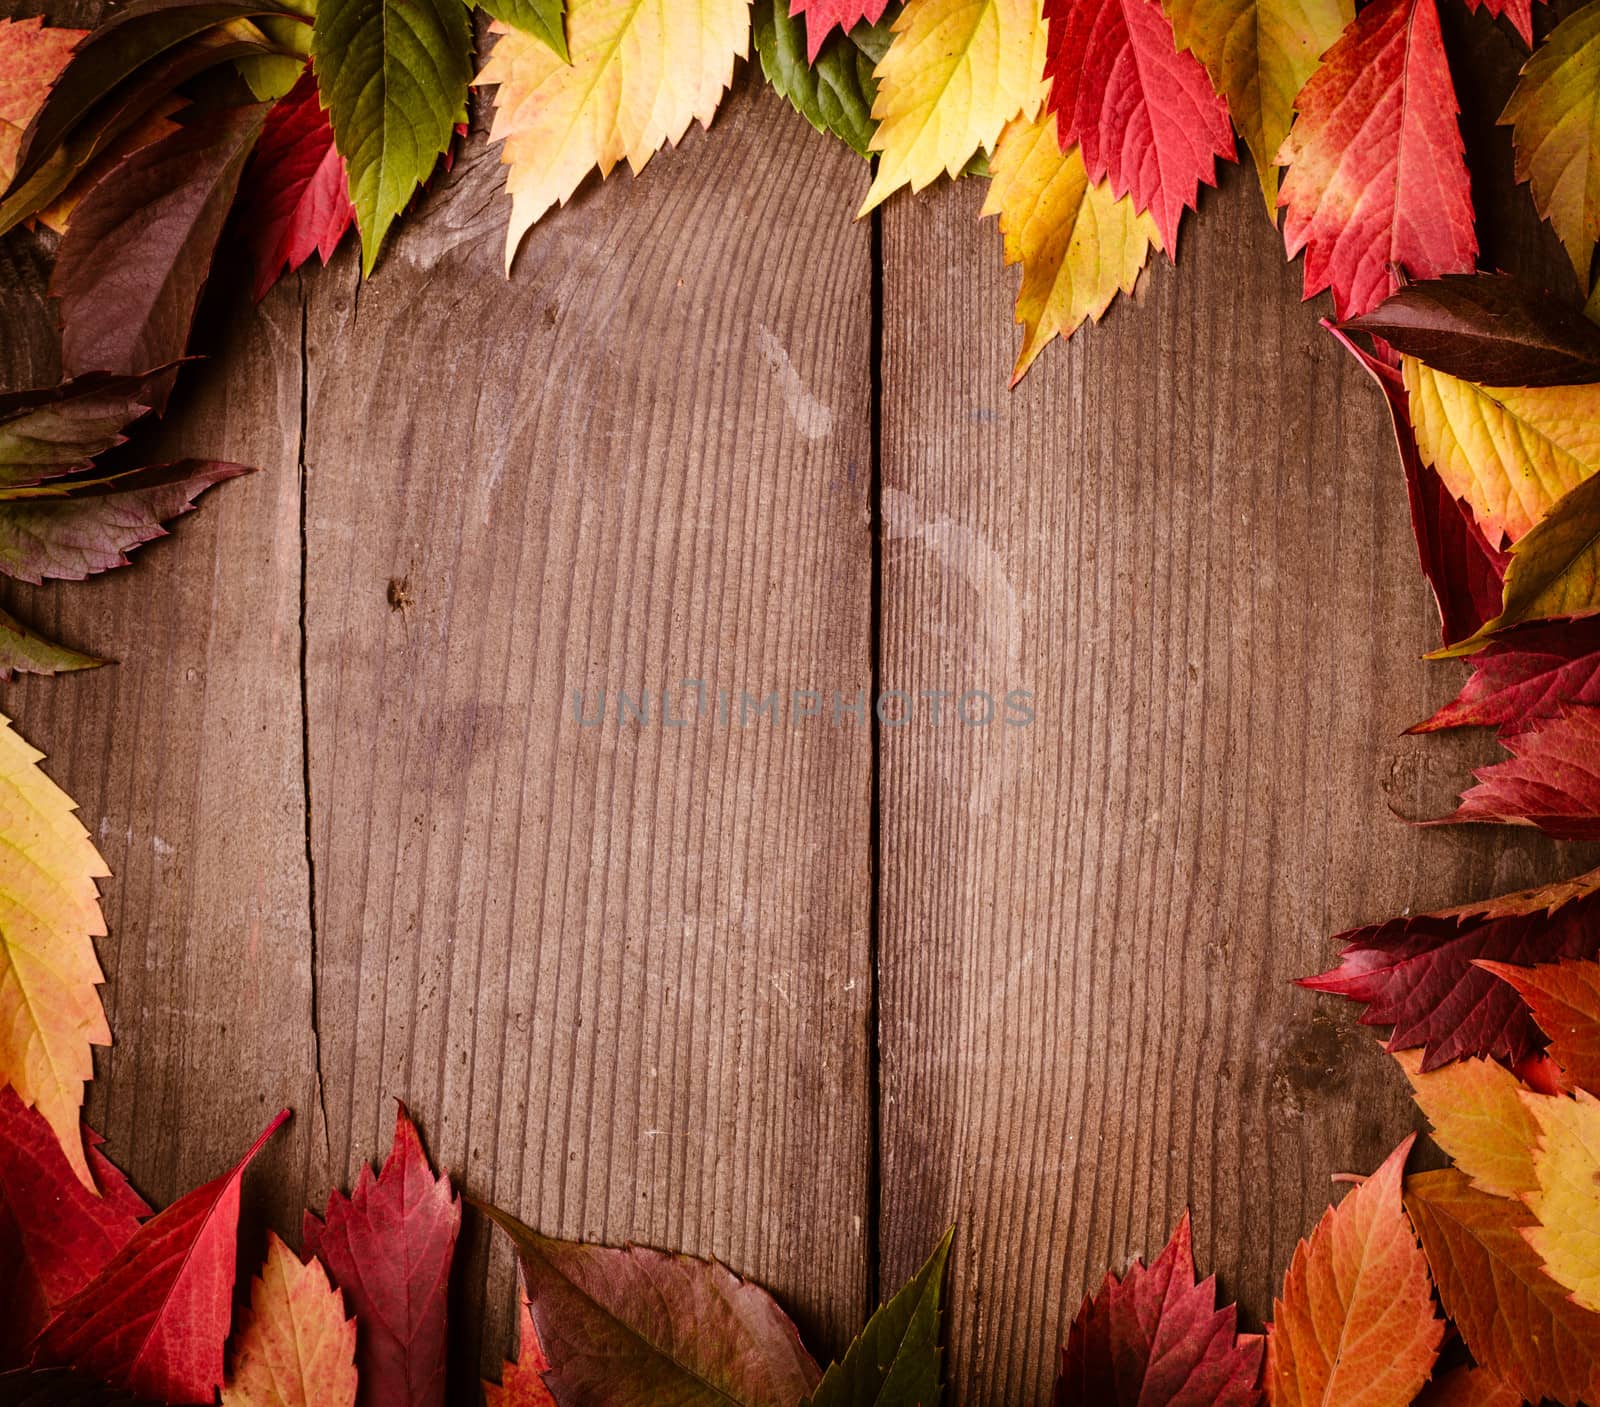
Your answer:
[237,69,356,301]
[1501,0,1600,291]
[31,1111,289,1403]
[0,459,249,585]
[754,0,879,157]
[479,1201,822,1407]
[1409,1366,1524,1407]
[804,1227,951,1407]
[480,0,751,269]
[1479,957,1600,1092]
[1392,1048,1540,1198]
[0,373,174,488]
[1346,273,1600,386]
[1405,1167,1600,1404]
[476,0,569,59]
[310,0,471,275]
[1523,1086,1600,1312]
[51,104,266,398]
[483,1292,554,1407]
[0,1089,147,1366]
[791,0,891,58]
[1278,0,1476,319]
[1328,323,1508,646]
[0,611,102,682]
[1434,705,1600,837]
[1266,1138,1441,1407]
[1163,0,1351,215]
[0,19,85,190]
[1403,357,1600,545]
[982,110,1159,383]
[1301,867,1600,1069]
[1460,0,1538,43]
[222,1232,357,1407]
[857,0,1047,215]
[1054,1212,1261,1406]
[1411,617,1600,734]
[0,1370,163,1407]
[1043,0,1234,253]
[302,1103,459,1407]
[0,716,110,1195]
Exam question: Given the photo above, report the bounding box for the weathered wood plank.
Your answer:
[876,161,1592,1403]
[300,73,875,1388]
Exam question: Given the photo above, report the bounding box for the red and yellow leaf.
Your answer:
[483,1292,554,1407]
[1393,1048,1540,1198]
[223,1233,358,1407]
[0,18,84,190]
[1480,957,1600,1092]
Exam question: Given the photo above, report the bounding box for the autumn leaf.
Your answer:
[1412,617,1600,734]
[483,1291,554,1407]
[1301,867,1600,1069]
[1266,1138,1440,1407]
[477,0,569,59]
[1521,1086,1600,1311]
[236,69,356,301]
[1042,0,1234,253]
[0,611,102,682]
[311,0,471,275]
[1479,957,1600,1092]
[31,1111,288,1403]
[1405,1167,1600,1404]
[0,1089,148,1366]
[754,0,880,158]
[1403,358,1600,546]
[0,18,85,190]
[1345,273,1600,387]
[1278,0,1476,320]
[1054,1213,1260,1406]
[1164,0,1350,216]
[1461,0,1539,43]
[51,104,266,398]
[480,1201,822,1407]
[982,110,1159,383]
[481,0,751,268]
[303,1103,459,1407]
[1501,0,1600,291]
[1433,705,1600,837]
[790,0,890,58]
[857,0,1047,215]
[1392,1048,1540,1197]
[0,373,168,487]
[1410,1365,1525,1407]
[0,1369,164,1406]
[1328,324,1507,646]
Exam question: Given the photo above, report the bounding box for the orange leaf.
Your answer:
[1266,1137,1441,1407]
[223,1232,358,1407]
[0,18,83,189]
[1480,958,1600,1094]
[483,1291,554,1407]
[1411,1365,1523,1407]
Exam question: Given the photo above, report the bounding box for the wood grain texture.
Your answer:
[299,71,874,1390]
[875,157,1594,1403]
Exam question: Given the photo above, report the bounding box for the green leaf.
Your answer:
[804,1227,951,1407]
[0,609,103,680]
[477,0,567,60]
[312,0,472,275]
[754,0,878,157]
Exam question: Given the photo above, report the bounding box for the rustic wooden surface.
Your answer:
[0,15,1594,1405]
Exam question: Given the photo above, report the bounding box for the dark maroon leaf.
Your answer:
[1411,617,1600,735]
[51,104,266,400]
[0,458,249,583]
[1344,273,1600,386]
[1301,868,1600,1069]
[0,1369,166,1407]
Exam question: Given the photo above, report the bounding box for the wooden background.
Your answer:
[0,8,1593,1402]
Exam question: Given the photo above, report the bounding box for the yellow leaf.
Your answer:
[1394,1048,1540,1199]
[1403,356,1600,544]
[480,0,751,269]
[859,0,1047,215]
[1525,1086,1600,1313]
[981,111,1157,382]
[224,1234,358,1407]
[0,713,109,1191]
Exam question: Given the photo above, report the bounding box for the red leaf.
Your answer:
[1053,1212,1261,1405]
[788,0,890,62]
[1479,957,1600,1092]
[302,1102,459,1407]
[1279,0,1477,319]
[0,1090,148,1367]
[1325,323,1506,646]
[237,69,354,302]
[30,1110,289,1404]
[483,1292,554,1407]
[1043,0,1235,253]
[1301,867,1600,1069]
[1412,618,1600,735]
[1435,706,1600,837]
[1458,0,1540,44]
